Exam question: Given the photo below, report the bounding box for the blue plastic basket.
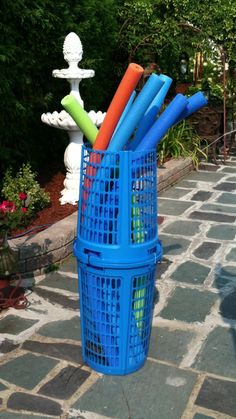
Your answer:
[78,261,156,375]
[76,146,161,266]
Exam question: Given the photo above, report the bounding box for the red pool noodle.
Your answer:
[93,63,144,151]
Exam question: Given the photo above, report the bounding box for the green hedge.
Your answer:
[0,0,121,180]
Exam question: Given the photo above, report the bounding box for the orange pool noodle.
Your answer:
[93,63,144,151]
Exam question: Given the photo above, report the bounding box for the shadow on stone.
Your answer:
[214,263,236,359]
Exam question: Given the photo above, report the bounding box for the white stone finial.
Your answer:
[63,32,83,69]
[52,32,94,80]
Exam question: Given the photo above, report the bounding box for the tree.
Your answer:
[118,0,236,78]
[0,0,120,178]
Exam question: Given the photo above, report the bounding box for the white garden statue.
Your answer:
[41,32,105,205]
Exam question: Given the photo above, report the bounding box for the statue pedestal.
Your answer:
[60,130,83,205]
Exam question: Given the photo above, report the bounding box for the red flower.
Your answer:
[0,201,16,213]
[19,192,27,200]
[21,207,27,213]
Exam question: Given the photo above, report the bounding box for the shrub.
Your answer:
[157,120,208,168]
[1,163,50,223]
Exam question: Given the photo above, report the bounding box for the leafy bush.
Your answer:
[1,163,50,222]
[0,0,121,178]
[157,120,208,168]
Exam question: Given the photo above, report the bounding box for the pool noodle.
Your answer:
[127,74,173,151]
[175,91,208,124]
[61,94,98,145]
[82,64,143,208]
[107,74,164,152]
[136,94,189,151]
[83,74,163,209]
[93,63,144,151]
[112,90,136,136]
[83,73,162,210]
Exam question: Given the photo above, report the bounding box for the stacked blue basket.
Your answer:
[74,146,162,375]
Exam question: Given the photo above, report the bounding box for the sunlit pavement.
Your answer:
[0,157,236,419]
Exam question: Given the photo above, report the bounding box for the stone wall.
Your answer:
[158,157,193,193]
[11,213,77,277]
[11,158,193,276]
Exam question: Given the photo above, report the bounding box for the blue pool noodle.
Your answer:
[136,94,189,151]
[128,74,173,151]
[175,91,208,124]
[107,73,164,152]
[112,90,136,136]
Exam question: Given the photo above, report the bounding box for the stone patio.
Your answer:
[0,156,236,418]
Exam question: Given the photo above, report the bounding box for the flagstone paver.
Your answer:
[191,191,212,201]
[226,175,236,181]
[217,192,236,205]
[22,340,84,364]
[7,392,62,416]
[0,353,58,390]
[159,187,191,199]
[195,376,236,417]
[159,288,217,323]
[201,203,236,214]
[1,161,236,418]
[37,317,81,340]
[176,179,198,188]
[220,166,236,173]
[219,289,236,319]
[158,199,195,215]
[0,340,20,353]
[213,182,236,191]
[149,326,196,364]
[73,360,197,419]
[38,365,90,400]
[193,241,221,260]
[35,286,79,310]
[226,247,236,261]
[162,220,201,236]
[214,265,236,289]
[193,326,236,379]
[206,224,236,240]
[170,261,210,285]
[159,235,191,255]
[38,271,78,293]
[189,210,236,223]
[184,171,224,182]
[0,315,38,335]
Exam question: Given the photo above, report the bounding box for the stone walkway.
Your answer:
[1,157,236,419]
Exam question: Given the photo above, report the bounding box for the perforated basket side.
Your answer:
[130,150,157,244]
[77,147,158,264]
[78,262,156,375]
[78,148,120,246]
[128,270,155,368]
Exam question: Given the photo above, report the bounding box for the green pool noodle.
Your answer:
[131,195,146,330]
[61,94,98,145]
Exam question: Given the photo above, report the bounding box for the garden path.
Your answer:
[0,155,236,418]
